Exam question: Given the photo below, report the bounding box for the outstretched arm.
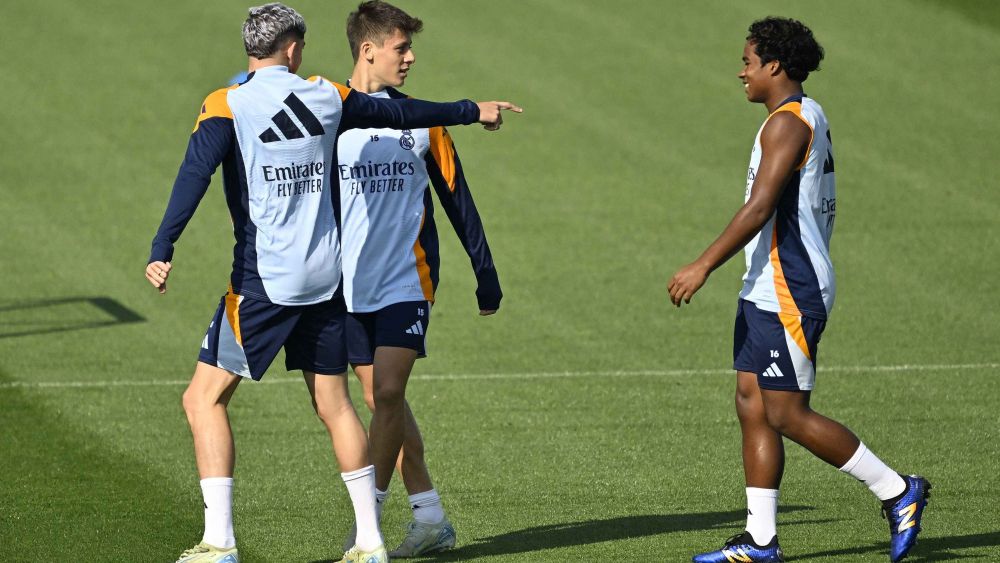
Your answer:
[331,78,521,132]
[667,112,810,307]
[425,127,502,315]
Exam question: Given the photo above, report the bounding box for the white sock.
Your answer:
[409,489,445,524]
[200,477,235,549]
[375,487,388,522]
[745,487,778,546]
[839,442,906,501]
[342,466,383,551]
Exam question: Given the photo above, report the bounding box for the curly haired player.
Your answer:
[668,17,930,563]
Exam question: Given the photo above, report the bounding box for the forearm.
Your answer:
[695,203,772,274]
[438,188,494,273]
[149,172,210,263]
[342,94,479,131]
[436,183,502,308]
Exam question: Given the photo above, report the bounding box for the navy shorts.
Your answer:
[346,301,430,364]
[198,288,348,380]
[733,299,826,391]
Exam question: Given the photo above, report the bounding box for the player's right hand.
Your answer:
[667,262,709,307]
[476,101,523,130]
[145,261,172,294]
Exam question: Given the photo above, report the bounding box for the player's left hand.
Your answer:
[475,272,502,314]
[668,263,709,307]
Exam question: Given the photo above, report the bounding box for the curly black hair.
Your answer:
[747,17,824,82]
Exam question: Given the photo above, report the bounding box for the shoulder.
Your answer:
[759,108,813,170]
[307,75,352,101]
[767,97,815,132]
[761,110,811,147]
[199,85,238,120]
[193,85,237,132]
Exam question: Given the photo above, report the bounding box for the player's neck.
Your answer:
[348,69,389,94]
[764,83,804,113]
[248,57,290,73]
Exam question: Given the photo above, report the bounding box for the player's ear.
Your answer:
[768,60,782,77]
[361,41,376,64]
[283,39,302,72]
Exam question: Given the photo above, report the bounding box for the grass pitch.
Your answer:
[1,0,999,561]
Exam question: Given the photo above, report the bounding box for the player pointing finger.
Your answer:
[476,101,522,130]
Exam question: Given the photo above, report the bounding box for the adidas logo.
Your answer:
[259,93,325,143]
[762,362,785,378]
[405,321,425,336]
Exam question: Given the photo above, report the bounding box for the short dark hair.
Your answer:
[346,1,423,62]
[747,17,824,82]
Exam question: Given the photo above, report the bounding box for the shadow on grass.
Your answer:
[792,531,1000,561]
[0,368,198,558]
[309,506,824,562]
[0,296,144,338]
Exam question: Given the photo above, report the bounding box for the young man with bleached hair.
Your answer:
[146,4,520,562]
[335,1,503,557]
[668,17,929,563]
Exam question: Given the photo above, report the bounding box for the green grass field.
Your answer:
[2,0,999,561]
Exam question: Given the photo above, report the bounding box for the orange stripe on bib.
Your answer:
[429,127,457,192]
[769,226,802,317]
[412,212,435,301]
[778,312,812,361]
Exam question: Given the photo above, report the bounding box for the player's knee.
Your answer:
[313,396,352,425]
[764,405,803,435]
[764,409,786,433]
[181,386,211,420]
[311,399,331,423]
[372,382,405,409]
[735,388,763,422]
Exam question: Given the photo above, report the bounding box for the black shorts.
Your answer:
[198,288,348,380]
[346,300,431,364]
[733,299,825,391]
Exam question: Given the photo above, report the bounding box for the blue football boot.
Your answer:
[883,475,931,562]
[692,532,784,563]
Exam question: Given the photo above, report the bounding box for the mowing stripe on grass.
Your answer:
[0,362,996,390]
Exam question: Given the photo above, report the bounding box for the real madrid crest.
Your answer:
[399,130,416,150]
